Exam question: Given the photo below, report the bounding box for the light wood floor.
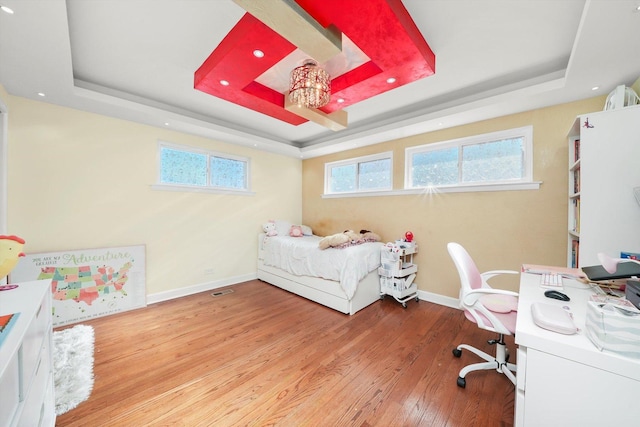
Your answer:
[55,280,515,426]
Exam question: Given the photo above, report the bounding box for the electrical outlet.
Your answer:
[204,268,215,275]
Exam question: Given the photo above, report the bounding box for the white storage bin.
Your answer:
[379,243,419,308]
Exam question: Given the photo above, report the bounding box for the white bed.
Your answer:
[257,233,383,315]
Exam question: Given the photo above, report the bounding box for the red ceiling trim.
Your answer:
[194,0,435,126]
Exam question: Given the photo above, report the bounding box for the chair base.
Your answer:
[452,334,516,388]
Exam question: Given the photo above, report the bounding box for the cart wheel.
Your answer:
[457,377,466,388]
[380,295,385,300]
[402,302,407,308]
[452,348,462,358]
[415,296,419,302]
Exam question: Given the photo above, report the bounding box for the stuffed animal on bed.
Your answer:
[262,221,277,237]
[360,229,381,242]
[289,225,304,237]
[318,230,361,250]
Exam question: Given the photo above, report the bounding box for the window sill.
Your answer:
[151,184,255,196]
[323,181,542,198]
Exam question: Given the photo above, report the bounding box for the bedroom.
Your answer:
[1,0,640,425]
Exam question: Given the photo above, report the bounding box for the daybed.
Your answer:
[257,232,383,315]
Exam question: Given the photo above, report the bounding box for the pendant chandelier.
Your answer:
[288,60,330,109]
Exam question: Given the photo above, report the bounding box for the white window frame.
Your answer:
[324,151,393,197]
[151,141,254,195]
[404,126,540,193]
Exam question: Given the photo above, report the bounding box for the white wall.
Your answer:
[5,94,302,299]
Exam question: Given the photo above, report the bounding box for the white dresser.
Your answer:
[0,279,55,427]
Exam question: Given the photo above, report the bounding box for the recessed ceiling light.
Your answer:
[1,5,14,14]
[591,86,600,91]
[253,49,264,58]
[164,122,170,126]
[220,80,230,86]
[386,77,396,84]
[37,92,45,97]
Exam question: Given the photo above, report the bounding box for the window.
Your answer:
[405,126,534,191]
[325,152,392,195]
[154,141,251,194]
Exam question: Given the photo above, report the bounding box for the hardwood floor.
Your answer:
[55,280,515,426]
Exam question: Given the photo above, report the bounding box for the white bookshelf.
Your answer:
[566,105,640,267]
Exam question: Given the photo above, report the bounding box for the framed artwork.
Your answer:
[10,245,146,327]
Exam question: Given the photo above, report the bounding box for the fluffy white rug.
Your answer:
[53,324,95,415]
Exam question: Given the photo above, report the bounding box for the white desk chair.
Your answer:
[447,242,519,388]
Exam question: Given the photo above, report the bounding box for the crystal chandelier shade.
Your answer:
[288,60,331,108]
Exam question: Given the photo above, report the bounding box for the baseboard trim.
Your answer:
[147,274,461,311]
[147,273,257,305]
[417,290,460,310]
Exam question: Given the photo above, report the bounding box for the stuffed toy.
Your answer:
[262,221,277,237]
[360,229,381,242]
[0,235,26,280]
[289,225,303,237]
[318,230,361,250]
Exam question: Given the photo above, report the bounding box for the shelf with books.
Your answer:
[570,239,580,268]
[567,128,581,267]
[566,106,640,267]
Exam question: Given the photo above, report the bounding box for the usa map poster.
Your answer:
[10,245,146,327]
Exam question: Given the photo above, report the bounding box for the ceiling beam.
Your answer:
[285,95,347,131]
[232,0,342,63]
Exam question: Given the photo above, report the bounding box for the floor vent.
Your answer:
[211,289,234,297]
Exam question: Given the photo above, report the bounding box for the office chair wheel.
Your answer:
[452,348,462,358]
[457,377,466,388]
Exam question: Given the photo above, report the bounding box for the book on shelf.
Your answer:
[571,199,580,233]
[0,312,20,348]
[574,139,580,162]
[571,240,580,268]
[573,168,580,193]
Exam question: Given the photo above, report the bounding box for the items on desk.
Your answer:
[626,280,640,310]
[589,294,639,311]
[521,264,586,280]
[582,262,640,281]
[539,273,563,288]
[597,251,640,275]
[544,290,570,301]
[585,300,640,358]
[531,302,578,335]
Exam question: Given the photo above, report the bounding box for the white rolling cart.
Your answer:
[379,242,418,308]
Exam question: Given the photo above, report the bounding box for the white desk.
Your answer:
[515,273,640,427]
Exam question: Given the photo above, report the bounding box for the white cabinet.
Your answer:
[378,243,418,308]
[0,280,55,427]
[566,105,640,267]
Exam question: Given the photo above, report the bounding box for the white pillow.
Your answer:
[274,220,292,236]
[300,225,313,236]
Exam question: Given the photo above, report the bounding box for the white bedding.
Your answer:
[262,235,382,299]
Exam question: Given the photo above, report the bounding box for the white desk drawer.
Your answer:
[20,291,50,385]
[18,336,51,427]
[0,353,20,426]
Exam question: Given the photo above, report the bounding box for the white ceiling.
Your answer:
[1,0,639,158]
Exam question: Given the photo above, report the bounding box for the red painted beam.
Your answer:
[194,0,435,126]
